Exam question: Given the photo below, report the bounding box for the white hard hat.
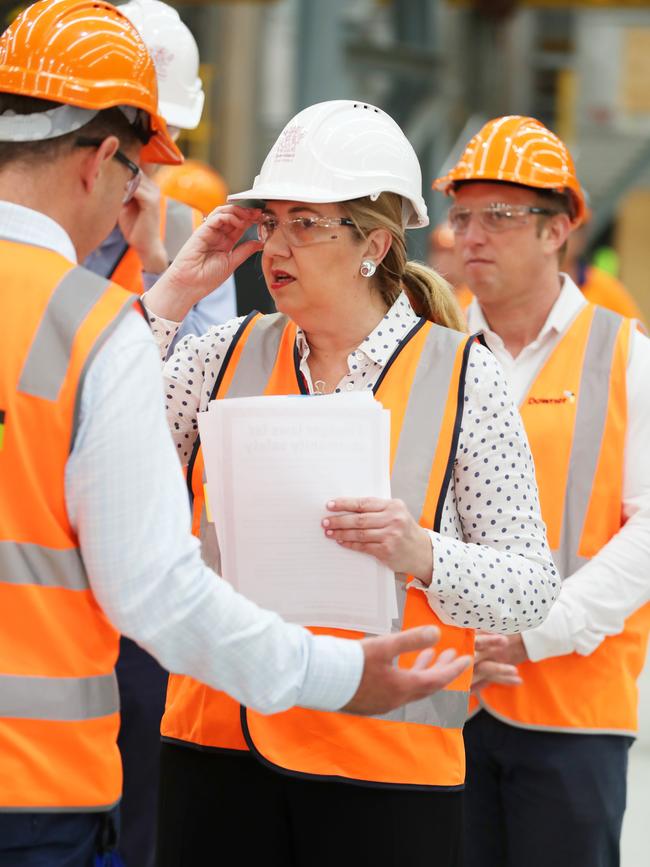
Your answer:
[119,0,205,130]
[228,100,428,228]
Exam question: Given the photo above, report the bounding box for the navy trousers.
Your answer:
[463,710,633,867]
[115,636,168,867]
[0,808,119,867]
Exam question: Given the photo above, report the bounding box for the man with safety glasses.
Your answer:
[435,116,650,867]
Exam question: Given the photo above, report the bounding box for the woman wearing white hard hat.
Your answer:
[145,100,557,866]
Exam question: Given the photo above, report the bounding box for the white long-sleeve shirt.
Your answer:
[146,293,560,635]
[1,201,362,714]
[467,276,650,661]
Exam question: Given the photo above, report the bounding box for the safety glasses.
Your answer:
[75,137,142,204]
[448,203,560,234]
[257,214,356,247]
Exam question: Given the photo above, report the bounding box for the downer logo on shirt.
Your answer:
[527,391,576,405]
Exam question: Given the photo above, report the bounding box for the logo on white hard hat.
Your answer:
[275,125,306,163]
[150,45,175,82]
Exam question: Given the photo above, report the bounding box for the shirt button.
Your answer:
[355,351,363,360]
[346,382,354,391]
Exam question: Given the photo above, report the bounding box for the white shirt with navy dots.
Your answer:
[145,292,559,634]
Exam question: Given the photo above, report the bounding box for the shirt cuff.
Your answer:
[298,634,364,711]
[521,601,575,661]
[141,292,182,358]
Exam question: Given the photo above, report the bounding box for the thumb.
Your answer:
[230,239,264,271]
[387,626,440,660]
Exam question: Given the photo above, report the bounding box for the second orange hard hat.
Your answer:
[0,0,181,164]
[157,160,229,216]
[433,116,586,224]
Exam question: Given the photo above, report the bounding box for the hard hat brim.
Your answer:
[228,185,428,229]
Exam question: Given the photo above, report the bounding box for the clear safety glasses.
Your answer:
[448,203,560,234]
[256,214,356,247]
[75,137,142,204]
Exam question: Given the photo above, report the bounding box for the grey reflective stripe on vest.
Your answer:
[225,313,290,398]
[0,673,118,721]
[0,541,88,590]
[165,199,195,260]
[17,268,110,401]
[390,323,466,632]
[554,307,623,578]
[375,688,469,729]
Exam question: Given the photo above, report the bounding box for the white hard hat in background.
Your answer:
[228,100,429,229]
[119,0,205,130]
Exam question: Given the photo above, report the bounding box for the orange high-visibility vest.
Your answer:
[162,312,476,788]
[111,196,202,294]
[477,304,650,735]
[0,241,137,810]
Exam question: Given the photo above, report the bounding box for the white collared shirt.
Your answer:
[147,292,560,635]
[468,276,650,661]
[1,200,363,714]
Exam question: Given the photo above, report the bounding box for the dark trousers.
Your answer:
[463,710,633,867]
[115,637,168,867]
[157,740,463,867]
[0,808,119,867]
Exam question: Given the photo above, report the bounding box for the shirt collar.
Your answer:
[295,292,420,368]
[0,201,77,263]
[466,273,587,349]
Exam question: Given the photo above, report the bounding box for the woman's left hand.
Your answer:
[323,497,433,582]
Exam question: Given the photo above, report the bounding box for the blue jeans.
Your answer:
[0,808,120,867]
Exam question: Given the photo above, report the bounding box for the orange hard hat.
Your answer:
[0,0,181,164]
[157,160,229,216]
[433,116,586,225]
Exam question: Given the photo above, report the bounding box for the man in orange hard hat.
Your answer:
[434,115,650,867]
[0,2,471,864]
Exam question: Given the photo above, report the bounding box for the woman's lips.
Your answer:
[270,270,296,290]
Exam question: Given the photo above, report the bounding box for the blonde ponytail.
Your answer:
[402,261,465,331]
[343,193,466,331]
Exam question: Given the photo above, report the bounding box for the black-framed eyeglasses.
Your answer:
[76,136,141,204]
[257,215,356,247]
[448,203,560,234]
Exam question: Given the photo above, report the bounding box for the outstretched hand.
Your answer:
[344,626,471,716]
[146,205,264,323]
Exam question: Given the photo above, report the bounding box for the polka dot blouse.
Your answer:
[146,292,559,634]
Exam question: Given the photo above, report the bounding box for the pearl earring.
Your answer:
[360,259,376,278]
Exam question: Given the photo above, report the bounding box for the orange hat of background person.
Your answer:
[0,0,182,164]
[433,116,586,225]
[157,160,229,215]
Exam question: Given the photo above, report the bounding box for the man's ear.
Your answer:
[78,136,119,195]
[541,212,572,257]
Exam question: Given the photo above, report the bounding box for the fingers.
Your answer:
[471,660,522,690]
[385,625,440,658]
[416,653,472,693]
[327,497,390,514]
[474,633,508,651]
[230,238,265,271]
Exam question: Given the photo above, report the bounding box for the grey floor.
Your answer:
[621,657,650,866]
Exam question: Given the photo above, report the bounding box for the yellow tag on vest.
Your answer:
[203,483,213,522]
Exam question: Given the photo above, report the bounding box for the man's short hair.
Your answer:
[0,95,142,169]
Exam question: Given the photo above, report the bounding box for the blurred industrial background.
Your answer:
[142,0,650,325]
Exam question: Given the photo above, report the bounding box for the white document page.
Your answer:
[198,393,397,633]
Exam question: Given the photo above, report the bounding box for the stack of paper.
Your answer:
[198,392,397,634]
